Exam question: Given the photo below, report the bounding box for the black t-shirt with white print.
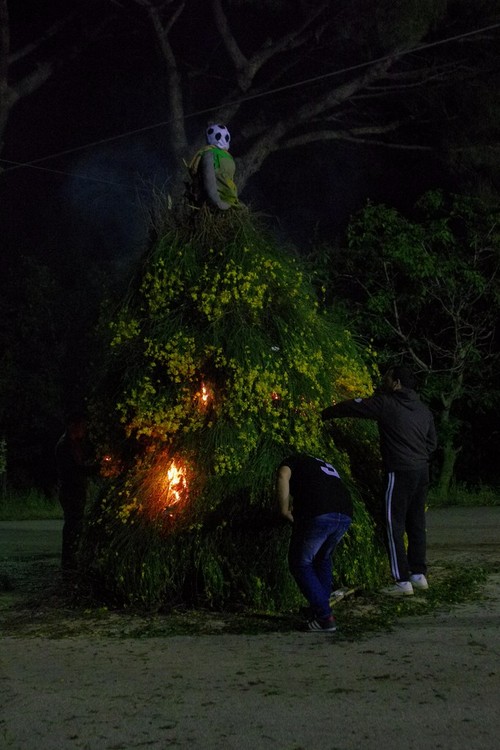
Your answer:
[279,453,353,521]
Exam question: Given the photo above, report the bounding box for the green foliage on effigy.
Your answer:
[83,208,385,611]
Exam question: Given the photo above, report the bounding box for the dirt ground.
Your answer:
[0,507,499,750]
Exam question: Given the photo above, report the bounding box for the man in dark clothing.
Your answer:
[277,453,353,631]
[321,365,437,597]
[55,412,93,571]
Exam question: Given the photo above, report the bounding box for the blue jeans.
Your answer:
[288,513,352,620]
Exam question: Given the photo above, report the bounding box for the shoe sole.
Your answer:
[306,620,337,632]
[410,575,429,590]
[306,626,337,632]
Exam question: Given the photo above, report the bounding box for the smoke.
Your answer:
[63,140,172,269]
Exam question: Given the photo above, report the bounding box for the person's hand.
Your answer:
[281,509,294,523]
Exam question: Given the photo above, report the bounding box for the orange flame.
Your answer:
[167,463,184,504]
[195,381,213,410]
[163,459,188,509]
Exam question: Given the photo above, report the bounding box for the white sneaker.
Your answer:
[381,581,414,597]
[409,574,429,590]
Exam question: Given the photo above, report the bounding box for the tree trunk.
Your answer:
[435,434,459,501]
[434,372,464,501]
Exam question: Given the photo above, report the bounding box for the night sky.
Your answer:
[1,0,459,272]
[2,3,169,269]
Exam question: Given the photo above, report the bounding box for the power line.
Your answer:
[1,19,499,178]
[0,158,154,191]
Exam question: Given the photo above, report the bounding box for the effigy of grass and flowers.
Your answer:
[83,208,385,610]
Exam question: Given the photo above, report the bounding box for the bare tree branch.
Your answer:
[278,122,434,151]
[236,57,397,186]
[0,0,9,85]
[8,14,78,65]
[144,1,187,159]
[211,0,329,92]
[0,1,113,156]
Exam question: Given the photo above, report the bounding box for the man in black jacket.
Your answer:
[321,365,437,596]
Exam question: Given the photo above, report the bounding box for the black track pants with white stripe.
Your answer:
[384,466,429,582]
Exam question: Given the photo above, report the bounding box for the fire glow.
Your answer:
[195,381,214,410]
[100,453,120,479]
[163,460,188,509]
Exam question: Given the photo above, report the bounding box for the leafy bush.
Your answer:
[428,482,499,508]
[0,488,62,521]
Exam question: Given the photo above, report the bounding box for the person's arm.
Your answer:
[201,151,230,210]
[321,394,384,422]
[276,465,294,522]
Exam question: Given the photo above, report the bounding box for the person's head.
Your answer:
[206,123,231,150]
[383,365,416,392]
